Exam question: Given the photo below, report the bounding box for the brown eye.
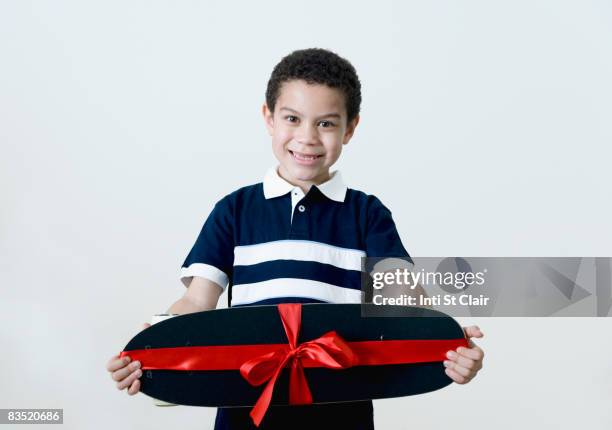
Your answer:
[318,120,334,128]
[285,115,298,123]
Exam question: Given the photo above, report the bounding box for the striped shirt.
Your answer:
[180,167,412,307]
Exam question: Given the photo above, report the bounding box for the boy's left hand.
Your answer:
[443,326,484,384]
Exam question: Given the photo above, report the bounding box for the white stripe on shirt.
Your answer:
[234,240,365,271]
[230,278,363,306]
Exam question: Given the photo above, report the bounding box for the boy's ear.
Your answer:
[342,114,360,145]
[262,103,274,136]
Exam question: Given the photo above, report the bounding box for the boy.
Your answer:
[106,48,484,429]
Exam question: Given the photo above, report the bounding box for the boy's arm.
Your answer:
[167,276,224,313]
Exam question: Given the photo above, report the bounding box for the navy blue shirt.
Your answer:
[181,168,412,429]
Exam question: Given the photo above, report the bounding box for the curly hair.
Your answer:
[265,48,362,124]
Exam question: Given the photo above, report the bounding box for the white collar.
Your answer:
[262,166,348,202]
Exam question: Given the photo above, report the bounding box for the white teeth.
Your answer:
[291,151,319,160]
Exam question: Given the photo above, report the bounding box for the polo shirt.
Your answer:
[180,166,413,429]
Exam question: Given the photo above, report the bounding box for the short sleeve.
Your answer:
[365,196,414,274]
[180,196,234,289]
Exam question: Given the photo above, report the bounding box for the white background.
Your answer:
[1,1,611,429]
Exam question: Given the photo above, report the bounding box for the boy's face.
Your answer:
[263,79,359,190]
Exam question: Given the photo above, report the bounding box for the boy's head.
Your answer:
[263,48,361,191]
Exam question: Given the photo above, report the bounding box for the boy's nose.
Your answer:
[295,124,320,145]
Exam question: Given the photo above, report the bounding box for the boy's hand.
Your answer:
[443,325,484,384]
[106,323,151,395]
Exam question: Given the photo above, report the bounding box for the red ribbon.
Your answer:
[239,303,357,426]
[120,304,468,426]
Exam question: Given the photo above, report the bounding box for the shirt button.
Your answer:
[298,205,306,212]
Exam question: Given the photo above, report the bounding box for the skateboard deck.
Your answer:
[120,303,467,425]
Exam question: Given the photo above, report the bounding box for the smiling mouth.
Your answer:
[289,150,323,161]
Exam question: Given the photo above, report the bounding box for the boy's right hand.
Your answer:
[106,323,151,396]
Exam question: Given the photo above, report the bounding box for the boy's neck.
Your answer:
[277,166,331,194]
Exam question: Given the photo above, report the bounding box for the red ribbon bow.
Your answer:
[239,303,356,427]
